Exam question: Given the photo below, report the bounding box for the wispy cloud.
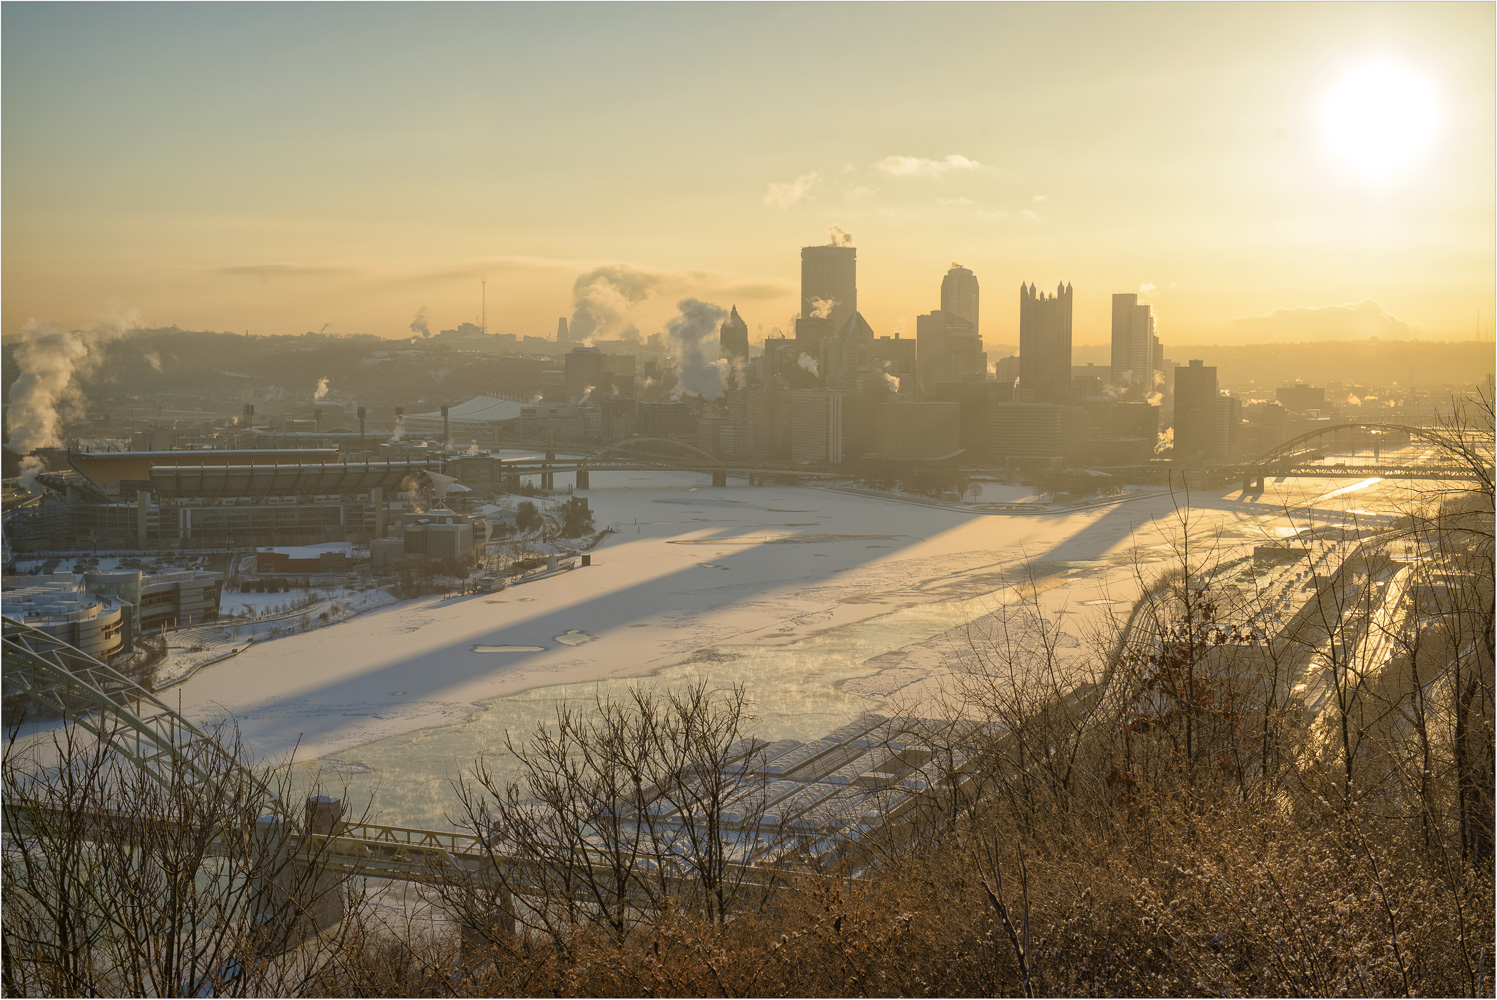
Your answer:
[875,153,985,178]
[216,263,353,279]
[843,185,877,202]
[1032,193,1049,204]
[1139,283,1158,296]
[1020,209,1040,222]
[763,172,819,208]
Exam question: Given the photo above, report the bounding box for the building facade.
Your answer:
[790,389,843,465]
[797,244,857,346]
[1173,359,1219,460]
[940,265,980,337]
[1018,282,1073,405]
[1109,293,1160,389]
[718,305,750,361]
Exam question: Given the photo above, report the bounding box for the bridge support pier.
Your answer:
[1243,473,1264,493]
[575,468,589,490]
[541,467,553,490]
[711,470,727,488]
[250,796,347,955]
[457,889,518,963]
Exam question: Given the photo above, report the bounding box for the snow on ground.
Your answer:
[148,466,1426,829]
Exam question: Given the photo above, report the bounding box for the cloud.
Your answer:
[937,196,977,208]
[1020,209,1040,222]
[1139,283,1157,296]
[1229,299,1419,342]
[843,185,877,202]
[1032,194,1049,204]
[763,172,819,208]
[976,208,1009,223]
[875,153,985,178]
[216,264,351,279]
[827,226,853,247]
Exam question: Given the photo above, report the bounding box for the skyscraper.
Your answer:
[1109,293,1159,389]
[719,305,749,361]
[1173,359,1218,459]
[940,264,979,337]
[916,310,984,394]
[1018,282,1073,405]
[556,317,570,350]
[796,243,856,345]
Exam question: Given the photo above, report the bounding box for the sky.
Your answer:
[3,2,1493,348]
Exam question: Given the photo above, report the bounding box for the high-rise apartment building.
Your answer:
[719,305,749,360]
[1109,293,1159,388]
[1018,282,1073,405]
[796,244,857,345]
[940,265,980,337]
[1173,359,1218,459]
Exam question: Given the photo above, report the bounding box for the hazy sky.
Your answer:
[4,2,1493,348]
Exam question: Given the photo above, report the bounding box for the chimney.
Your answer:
[357,406,367,444]
[441,405,451,448]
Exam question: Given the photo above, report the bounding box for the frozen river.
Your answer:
[165,468,1409,830]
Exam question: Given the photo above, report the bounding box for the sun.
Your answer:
[1319,59,1440,182]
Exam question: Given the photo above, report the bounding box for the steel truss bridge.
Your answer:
[1226,422,1491,491]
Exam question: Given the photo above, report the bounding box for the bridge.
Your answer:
[490,437,845,490]
[1228,422,1491,491]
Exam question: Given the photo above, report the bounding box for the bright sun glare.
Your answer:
[1319,59,1441,182]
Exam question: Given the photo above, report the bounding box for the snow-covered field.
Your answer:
[156,468,1416,829]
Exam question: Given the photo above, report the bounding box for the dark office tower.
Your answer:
[1018,281,1073,405]
[719,305,749,361]
[1110,293,1159,388]
[941,264,980,338]
[796,243,857,346]
[557,317,570,349]
[1173,359,1218,460]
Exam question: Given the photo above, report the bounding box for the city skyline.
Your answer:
[3,3,1493,346]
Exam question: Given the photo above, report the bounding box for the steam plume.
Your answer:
[6,307,141,465]
[569,265,660,344]
[797,353,819,376]
[882,371,901,392]
[410,307,431,338]
[666,298,729,400]
[827,226,853,247]
[577,385,596,406]
[390,414,406,442]
[810,297,837,320]
[313,377,330,401]
[1154,426,1174,455]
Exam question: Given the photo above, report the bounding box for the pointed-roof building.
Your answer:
[719,305,749,360]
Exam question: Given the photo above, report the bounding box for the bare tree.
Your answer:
[2,717,357,997]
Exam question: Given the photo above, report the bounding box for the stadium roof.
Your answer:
[147,460,445,500]
[71,449,340,491]
[407,396,524,425]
